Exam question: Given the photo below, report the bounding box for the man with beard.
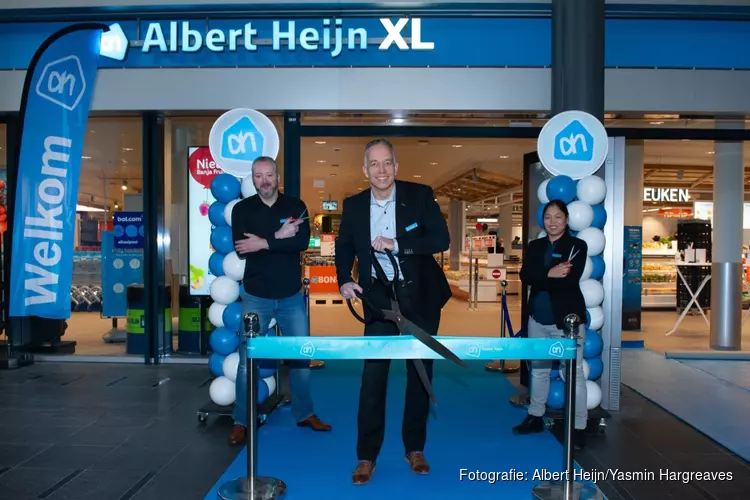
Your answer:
[228,156,331,445]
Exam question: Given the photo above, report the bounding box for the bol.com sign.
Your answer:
[554,120,594,162]
[221,117,264,163]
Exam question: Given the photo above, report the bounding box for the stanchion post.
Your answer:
[473,257,480,310]
[532,313,603,500]
[486,280,520,373]
[467,243,474,310]
[303,278,325,370]
[218,312,286,500]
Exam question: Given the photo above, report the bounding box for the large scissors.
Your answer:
[346,248,467,406]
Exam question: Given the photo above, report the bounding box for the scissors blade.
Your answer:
[413,359,438,407]
[397,316,468,369]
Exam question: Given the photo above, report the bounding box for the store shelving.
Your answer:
[642,246,677,309]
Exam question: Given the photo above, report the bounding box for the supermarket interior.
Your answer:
[1,114,749,361]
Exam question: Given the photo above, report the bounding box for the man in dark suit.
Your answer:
[335,138,451,485]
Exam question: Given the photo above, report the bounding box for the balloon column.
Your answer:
[205,172,278,408]
[536,174,607,412]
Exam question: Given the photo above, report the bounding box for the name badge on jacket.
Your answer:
[405,222,418,232]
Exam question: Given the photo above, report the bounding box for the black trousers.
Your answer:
[357,279,440,462]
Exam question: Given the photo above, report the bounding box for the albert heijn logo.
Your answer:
[221,116,265,164]
[554,120,593,163]
[35,55,87,111]
[208,108,281,178]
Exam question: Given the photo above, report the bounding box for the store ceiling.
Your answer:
[0,116,749,218]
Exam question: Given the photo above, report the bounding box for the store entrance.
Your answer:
[299,136,536,337]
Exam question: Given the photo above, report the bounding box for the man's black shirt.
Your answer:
[230,193,310,299]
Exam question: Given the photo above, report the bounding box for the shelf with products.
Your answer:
[642,248,677,309]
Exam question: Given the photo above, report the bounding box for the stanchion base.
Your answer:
[218,476,287,499]
[485,360,520,373]
[532,481,604,499]
[309,360,325,369]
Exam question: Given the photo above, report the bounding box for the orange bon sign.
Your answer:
[306,265,339,294]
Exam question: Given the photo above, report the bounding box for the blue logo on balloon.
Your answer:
[221,116,265,164]
[554,120,594,162]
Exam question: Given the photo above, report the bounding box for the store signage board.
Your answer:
[537,110,608,180]
[643,187,689,203]
[135,18,434,56]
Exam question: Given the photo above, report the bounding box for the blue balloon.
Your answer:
[222,302,243,332]
[591,204,607,229]
[585,309,591,327]
[209,201,228,227]
[536,205,545,229]
[546,175,577,204]
[209,327,239,356]
[260,365,278,378]
[550,368,560,380]
[590,256,606,280]
[587,357,603,381]
[211,173,241,204]
[584,330,604,358]
[210,226,234,254]
[547,379,566,409]
[209,251,225,277]
[208,353,226,377]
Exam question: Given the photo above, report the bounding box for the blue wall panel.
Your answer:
[0,17,749,70]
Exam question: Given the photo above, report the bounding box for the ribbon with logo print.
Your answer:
[9,24,109,319]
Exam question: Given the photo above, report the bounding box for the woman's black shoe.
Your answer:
[574,429,587,450]
[512,415,545,434]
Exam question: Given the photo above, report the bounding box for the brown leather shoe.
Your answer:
[296,415,332,431]
[405,451,430,474]
[352,460,375,485]
[228,424,246,445]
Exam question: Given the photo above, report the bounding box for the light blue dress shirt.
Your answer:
[370,186,403,281]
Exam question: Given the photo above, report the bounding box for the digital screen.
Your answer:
[322,200,338,211]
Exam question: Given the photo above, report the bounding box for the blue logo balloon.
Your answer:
[211,173,241,204]
[546,175,577,204]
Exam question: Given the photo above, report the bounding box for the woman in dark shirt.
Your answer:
[512,200,590,449]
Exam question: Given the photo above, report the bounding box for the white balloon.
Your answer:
[222,252,246,282]
[224,199,240,226]
[264,375,276,395]
[209,376,236,406]
[580,256,593,282]
[586,380,602,410]
[577,227,606,256]
[567,201,594,232]
[576,175,607,205]
[580,279,604,308]
[222,352,240,383]
[208,302,227,328]
[537,179,550,204]
[210,276,240,305]
[587,306,604,331]
[560,359,590,382]
[241,175,257,198]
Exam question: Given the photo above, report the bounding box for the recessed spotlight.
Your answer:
[452,144,462,148]
[330,173,337,177]
[318,190,324,193]
[413,175,422,178]
[317,160,327,163]
[122,147,133,152]
[499,155,509,159]
[333,147,341,152]
[391,118,405,124]
[706,151,715,155]
[315,141,327,145]
[430,162,438,165]
[82,155,91,160]
[332,164,339,167]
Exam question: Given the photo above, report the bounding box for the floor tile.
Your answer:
[21,444,115,470]
[0,467,74,498]
[0,444,49,468]
[89,444,185,473]
[45,469,150,500]
[130,472,217,500]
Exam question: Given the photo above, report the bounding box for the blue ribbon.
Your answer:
[248,336,576,361]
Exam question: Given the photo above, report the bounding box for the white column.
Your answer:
[497,203,513,250]
[624,140,644,227]
[711,129,744,351]
[448,199,465,271]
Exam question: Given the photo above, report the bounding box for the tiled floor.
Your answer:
[1,361,749,499]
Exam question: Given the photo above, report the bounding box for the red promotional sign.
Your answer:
[492,269,502,279]
[307,265,339,294]
[189,147,223,189]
